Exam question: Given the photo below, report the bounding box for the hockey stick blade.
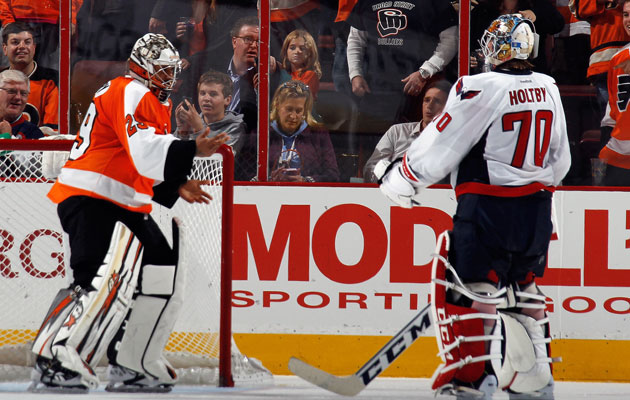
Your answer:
[288,303,433,396]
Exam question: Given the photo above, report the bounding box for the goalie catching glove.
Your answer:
[378,155,423,208]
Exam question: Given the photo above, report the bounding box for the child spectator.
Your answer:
[277,29,322,98]
[174,69,246,155]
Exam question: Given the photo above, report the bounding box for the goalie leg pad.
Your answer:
[31,222,143,390]
[430,231,503,392]
[491,282,555,395]
[109,219,185,386]
[491,312,552,393]
[31,287,78,360]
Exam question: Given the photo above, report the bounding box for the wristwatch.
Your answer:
[419,67,431,80]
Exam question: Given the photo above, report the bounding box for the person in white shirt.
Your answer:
[362,80,451,183]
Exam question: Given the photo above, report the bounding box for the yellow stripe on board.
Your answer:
[234,333,630,382]
[2,329,628,381]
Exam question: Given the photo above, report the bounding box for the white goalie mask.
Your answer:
[480,14,539,67]
[129,33,182,102]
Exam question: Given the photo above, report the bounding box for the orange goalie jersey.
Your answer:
[48,76,178,213]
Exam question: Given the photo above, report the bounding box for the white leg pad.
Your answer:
[141,264,176,295]
[113,263,183,383]
[491,312,552,393]
[31,222,142,389]
[112,218,186,384]
[31,288,76,360]
[71,223,143,367]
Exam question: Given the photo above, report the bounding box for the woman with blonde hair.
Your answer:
[265,80,338,182]
[277,29,322,98]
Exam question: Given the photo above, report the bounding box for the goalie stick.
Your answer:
[288,303,432,396]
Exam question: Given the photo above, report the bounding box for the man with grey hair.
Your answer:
[0,69,42,139]
[0,69,43,178]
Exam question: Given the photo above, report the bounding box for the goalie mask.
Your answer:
[129,33,181,102]
[480,14,539,66]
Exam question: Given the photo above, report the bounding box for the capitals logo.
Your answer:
[456,78,481,100]
[377,9,407,37]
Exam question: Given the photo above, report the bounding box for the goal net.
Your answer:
[0,138,272,386]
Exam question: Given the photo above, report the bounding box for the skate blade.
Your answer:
[105,383,173,393]
[28,381,89,394]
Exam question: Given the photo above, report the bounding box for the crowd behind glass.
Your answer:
[0,0,621,186]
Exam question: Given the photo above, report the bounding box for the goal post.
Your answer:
[0,138,270,386]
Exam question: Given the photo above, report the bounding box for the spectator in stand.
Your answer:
[330,0,358,95]
[0,69,41,139]
[276,29,322,99]
[270,0,322,60]
[551,0,591,85]
[574,0,630,120]
[597,0,630,185]
[363,80,451,183]
[73,1,157,63]
[470,0,565,75]
[347,0,458,135]
[0,69,43,177]
[153,0,257,70]
[2,22,58,133]
[0,0,82,71]
[264,80,339,182]
[180,16,261,133]
[174,69,245,155]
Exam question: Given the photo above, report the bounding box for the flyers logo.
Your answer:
[377,9,407,37]
[616,75,630,112]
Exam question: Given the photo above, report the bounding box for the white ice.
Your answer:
[1,376,629,399]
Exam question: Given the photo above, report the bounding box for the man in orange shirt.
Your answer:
[1,22,58,133]
[574,0,630,118]
[29,33,228,393]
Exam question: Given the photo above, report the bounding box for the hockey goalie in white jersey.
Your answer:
[379,14,570,400]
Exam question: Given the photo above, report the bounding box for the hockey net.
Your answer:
[0,138,272,386]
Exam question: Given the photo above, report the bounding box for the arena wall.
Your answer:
[232,186,630,382]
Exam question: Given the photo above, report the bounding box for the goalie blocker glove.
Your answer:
[378,156,422,208]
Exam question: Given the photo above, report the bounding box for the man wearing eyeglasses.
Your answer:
[0,69,43,179]
[0,69,42,140]
[180,16,261,133]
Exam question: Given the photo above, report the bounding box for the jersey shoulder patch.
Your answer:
[455,77,481,100]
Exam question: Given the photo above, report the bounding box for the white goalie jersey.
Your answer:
[405,70,571,198]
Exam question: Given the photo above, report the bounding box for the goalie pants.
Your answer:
[449,191,553,284]
[57,195,175,289]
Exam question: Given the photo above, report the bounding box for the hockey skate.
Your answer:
[507,377,555,400]
[436,372,498,400]
[28,355,97,393]
[105,364,174,393]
